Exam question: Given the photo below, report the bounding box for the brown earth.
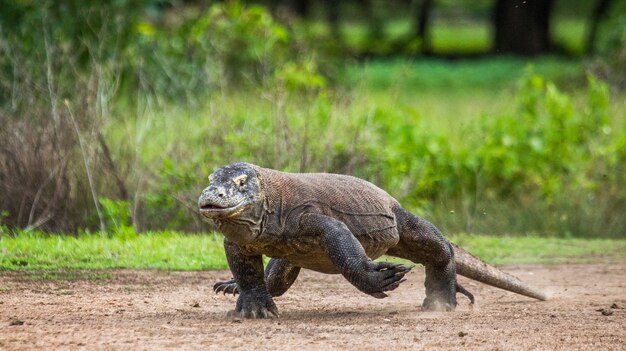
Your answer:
[1,262,625,350]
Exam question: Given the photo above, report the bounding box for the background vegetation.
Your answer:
[0,0,625,257]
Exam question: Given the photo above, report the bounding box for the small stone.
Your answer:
[601,309,614,316]
[10,319,24,326]
[192,302,200,308]
[458,331,468,337]
[610,303,619,309]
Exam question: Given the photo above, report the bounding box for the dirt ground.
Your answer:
[1,261,625,351]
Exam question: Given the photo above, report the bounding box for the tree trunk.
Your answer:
[412,0,434,54]
[586,0,613,54]
[326,0,341,40]
[493,0,554,55]
[359,0,384,41]
[268,0,311,18]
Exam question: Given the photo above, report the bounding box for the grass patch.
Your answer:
[345,57,584,93]
[449,234,626,265]
[0,231,227,270]
[343,56,589,137]
[430,21,490,54]
[2,232,625,272]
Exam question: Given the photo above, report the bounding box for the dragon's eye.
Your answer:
[233,174,247,188]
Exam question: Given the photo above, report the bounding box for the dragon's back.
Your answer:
[256,166,399,246]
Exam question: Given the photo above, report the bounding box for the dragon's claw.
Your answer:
[230,287,279,319]
[213,279,239,296]
[365,262,412,298]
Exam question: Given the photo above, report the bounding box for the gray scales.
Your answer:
[198,162,547,319]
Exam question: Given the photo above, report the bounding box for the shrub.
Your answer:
[0,1,333,233]
[364,70,623,236]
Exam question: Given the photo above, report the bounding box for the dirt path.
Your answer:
[1,262,625,350]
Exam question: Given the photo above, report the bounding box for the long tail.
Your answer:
[452,243,548,301]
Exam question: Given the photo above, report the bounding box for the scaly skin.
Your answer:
[199,162,546,319]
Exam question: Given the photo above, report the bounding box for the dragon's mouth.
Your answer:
[198,201,245,217]
[200,204,226,211]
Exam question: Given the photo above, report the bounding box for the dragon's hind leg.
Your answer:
[387,206,473,311]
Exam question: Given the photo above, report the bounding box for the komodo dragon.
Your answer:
[198,162,547,318]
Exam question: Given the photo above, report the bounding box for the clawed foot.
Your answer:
[228,287,279,319]
[213,278,239,295]
[422,284,458,311]
[422,297,456,311]
[456,282,475,305]
[364,261,413,299]
[422,281,473,311]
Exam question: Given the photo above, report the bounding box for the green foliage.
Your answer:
[476,72,604,201]
[358,69,623,236]
[0,211,8,231]
[1,1,623,239]
[0,1,332,232]
[104,61,623,237]
[190,1,290,85]
[141,158,201,230]
[124,0,328,101]
[0,0,146,110]
[99,198,133,233]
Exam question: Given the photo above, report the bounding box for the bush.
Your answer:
[0,1,333,233]
[0,2,622,238]
[0,1,144,232]
[363,70,623,236]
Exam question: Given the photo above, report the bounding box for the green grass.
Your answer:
[343,56,587,136]
[430,21,490,54]
[1,232,624,271]
[448,234,626,265]
[553,18,589,54]
[0,231,227,270]
[345,57,584,92]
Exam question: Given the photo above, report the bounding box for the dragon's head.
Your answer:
[198,162,263,219]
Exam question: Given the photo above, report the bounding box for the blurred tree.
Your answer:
[360,0,384,41]
[493,0,554,55]
[268,0,311,17]
[586,0,614,54]
[411,0,434,54]
[153,0,616,58]
[327,0,342,39]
